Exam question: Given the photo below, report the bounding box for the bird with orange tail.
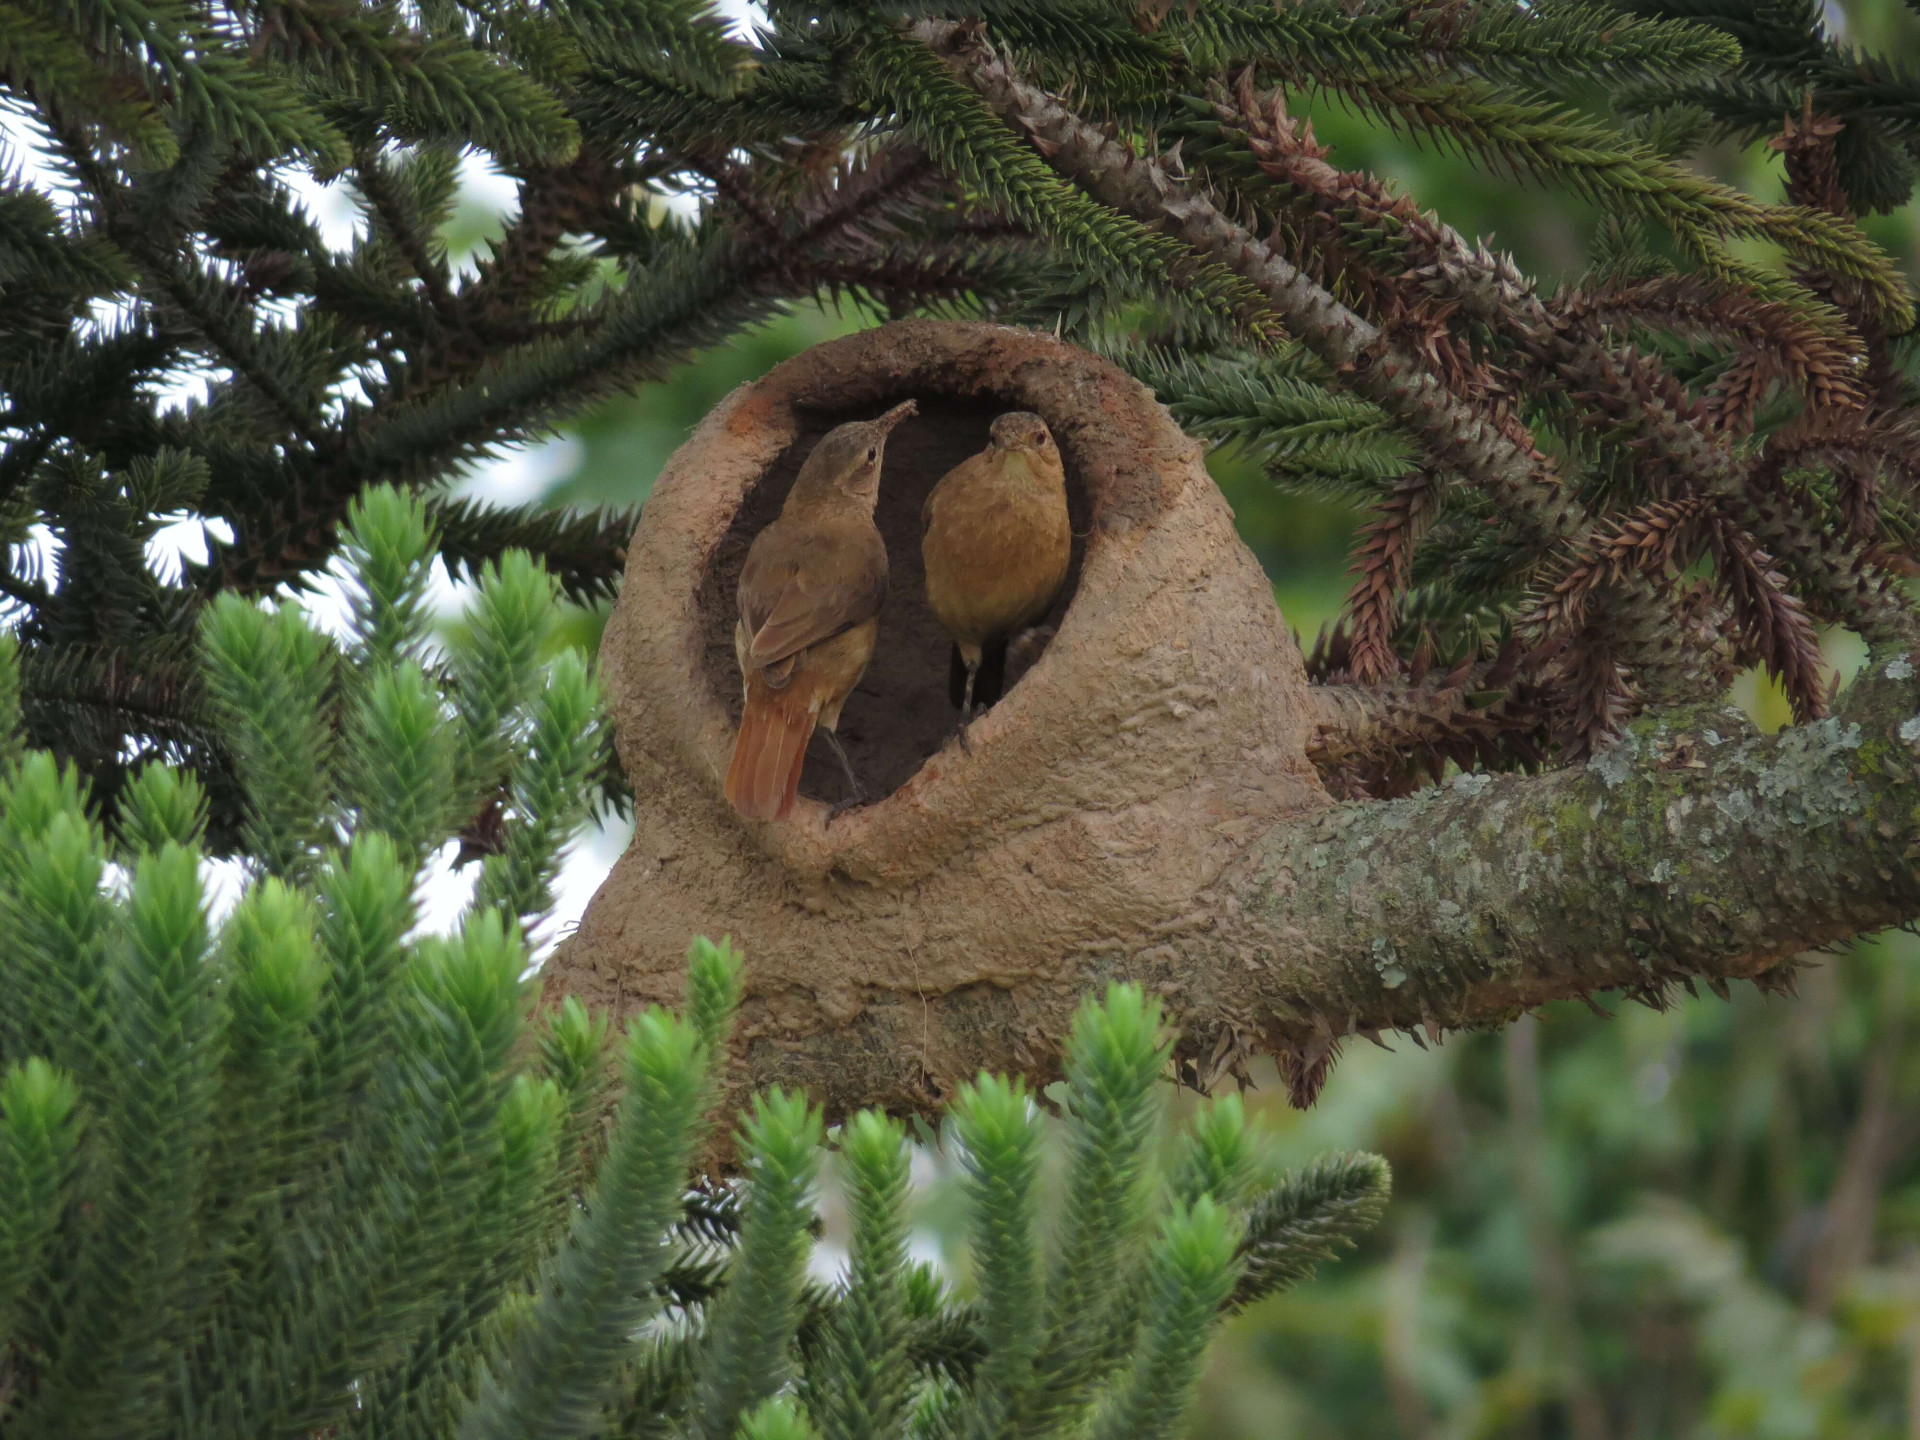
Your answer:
[725,401,916,821]
[921,411,1071,738]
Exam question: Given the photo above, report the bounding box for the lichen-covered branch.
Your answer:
[1231,661,1920,1054]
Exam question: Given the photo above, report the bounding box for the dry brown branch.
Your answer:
[1210,78,1546,489]
[1307,642,1550,798]
[1342,474,1441,683]
[1554,273,1866,419]
[911,20,1584,547]
[1708,518,1831,722]
[1770,102,1907,411]
[1188,76,1872,729]
[1186,72,1914,649]
[1529,498,1709,638]
[1702,351,1779,436]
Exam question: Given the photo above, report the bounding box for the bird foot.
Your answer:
[949,713,974,754]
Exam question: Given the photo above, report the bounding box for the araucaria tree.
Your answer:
[0,498,1391,1433]
[3,5,1920,1110]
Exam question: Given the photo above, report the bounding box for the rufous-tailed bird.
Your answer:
[724,400,916,821]
[921,411,1071,732]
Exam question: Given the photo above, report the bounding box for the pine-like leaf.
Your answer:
[463,1005,713,1440]
[689,1088,825,1440]
[1087,1198,1239,1440]
[1231,1152,1391,1310]
[0,1058,83,1350]
[806,1110,914,1440]
[13,842,217,1440]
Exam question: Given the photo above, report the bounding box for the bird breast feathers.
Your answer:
[924,456,1069,556]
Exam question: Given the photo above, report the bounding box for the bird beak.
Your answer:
[874,400,917,434]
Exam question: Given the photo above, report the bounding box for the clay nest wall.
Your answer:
[546,320,1331,1120]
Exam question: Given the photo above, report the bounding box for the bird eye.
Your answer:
[866,446,877,462]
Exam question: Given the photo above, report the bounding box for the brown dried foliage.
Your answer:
[1553,273,1867,422]
[1530,497,1708,637]
[1772,106,1850,217]
[1341,473,1440,683]
[1199,87,1907,784]
[1220,77,1536,441]
[1769,101,1905,410]
[1551,632,1636,761]
[1307,630,1551,796]
[1703,351,1780,436]
[1707,520,1830,722]
[1278,1033,1344,1109]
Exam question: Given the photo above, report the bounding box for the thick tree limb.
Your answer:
[1233,668,1920,1041]
[551,319,1920,1127]
[647,662,1920,1121]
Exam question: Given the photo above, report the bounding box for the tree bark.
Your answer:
[544,318,1920,1122]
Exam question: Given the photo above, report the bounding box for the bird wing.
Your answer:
[739,525,886,670]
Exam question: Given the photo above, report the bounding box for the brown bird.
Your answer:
[921,411,1071,729]
[725,401,916,822]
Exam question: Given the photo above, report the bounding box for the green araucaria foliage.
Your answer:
[0,535,1388,1436]
[1,0,1917,837]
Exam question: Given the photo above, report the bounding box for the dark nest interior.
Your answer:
[696,397,1093,807]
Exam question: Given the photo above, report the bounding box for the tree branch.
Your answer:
[917,23,1745,739]
[913,19,1580,549]
[666,663,1920,1120]
[200,141,945,600]
[351,146,461,326]
[1234,665,1920,1036]
[551,317,1920,1126]
[1206,82,1910,647]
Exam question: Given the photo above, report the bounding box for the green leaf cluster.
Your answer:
[0,534,1385,1438]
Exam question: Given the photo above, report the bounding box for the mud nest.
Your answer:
[547,320,1328,1123]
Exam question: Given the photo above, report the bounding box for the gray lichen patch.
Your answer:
[1749,718,1864,828]
[1587,729,1641,789]
[1370,935,1406,988]
[1714,787,1755,824]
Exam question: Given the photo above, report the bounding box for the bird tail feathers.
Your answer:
[726,679,817,821]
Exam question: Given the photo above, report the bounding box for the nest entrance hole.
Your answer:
[697,397,1092,807]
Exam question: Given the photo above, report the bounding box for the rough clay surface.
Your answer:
[546,321,1329,1115]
